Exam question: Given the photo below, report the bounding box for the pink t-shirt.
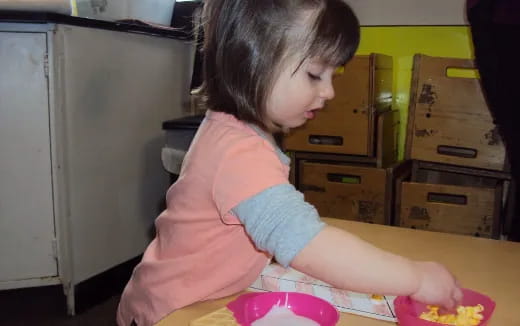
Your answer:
[117,111,290,326]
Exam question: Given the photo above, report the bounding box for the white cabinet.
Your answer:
[0,32,58,282]
[0,21,194,314]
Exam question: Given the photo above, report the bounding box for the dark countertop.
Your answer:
[162,114,205,130]
[0,10,191,40]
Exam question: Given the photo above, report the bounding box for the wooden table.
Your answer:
[157,218,520,325]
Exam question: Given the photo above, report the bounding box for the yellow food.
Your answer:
[419,304,484,326]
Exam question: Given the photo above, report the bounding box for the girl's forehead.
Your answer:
[299,57,336,70]
[307,57,329,66]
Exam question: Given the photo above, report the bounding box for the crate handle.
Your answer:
[308,135,343,146]
[427,192,468,205]
[446,67,480,79]
[327,173,361,184]
[437,145,477,158]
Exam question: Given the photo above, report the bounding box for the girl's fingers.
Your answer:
[453,286,464,305]
[442,296,456,311]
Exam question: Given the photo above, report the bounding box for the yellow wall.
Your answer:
[356,26,475,158]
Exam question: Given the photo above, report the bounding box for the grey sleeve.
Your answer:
[232,183,326,267]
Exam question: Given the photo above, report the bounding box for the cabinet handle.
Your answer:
[437,145,477,159]
[427,192,467,205]
[308,135,343,146]
[327,173,361,184]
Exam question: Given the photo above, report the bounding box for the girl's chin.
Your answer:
[272,118,308,133]
[283,123,304,131]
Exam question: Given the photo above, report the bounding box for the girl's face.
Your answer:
[265,57,336,132]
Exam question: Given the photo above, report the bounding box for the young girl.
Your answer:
[117,1,462,325]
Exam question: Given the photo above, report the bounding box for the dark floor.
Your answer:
[0,257,140,326]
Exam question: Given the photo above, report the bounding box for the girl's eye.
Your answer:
[307,72,321,81]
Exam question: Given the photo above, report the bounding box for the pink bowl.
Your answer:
[394,288,496,326]
[227,292,340,326]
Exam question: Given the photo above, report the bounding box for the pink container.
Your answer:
[227,292,340,326]
[394,288,496,326]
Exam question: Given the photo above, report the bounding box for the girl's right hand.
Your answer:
[410,261,463,310]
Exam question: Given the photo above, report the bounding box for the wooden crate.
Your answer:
[284,108,399,172]
[283,53,393,156]
[405,54,506,171]
[298,161,391,224]
[398,182,501,238]
[411,160,511,182]
[395,160,504,238]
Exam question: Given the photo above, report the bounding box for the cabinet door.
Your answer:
[0,32,58,281]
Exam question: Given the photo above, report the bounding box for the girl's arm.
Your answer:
[231,181,461,308]
[291,225,462,309]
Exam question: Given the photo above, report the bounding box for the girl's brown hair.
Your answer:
[198,0,360,131]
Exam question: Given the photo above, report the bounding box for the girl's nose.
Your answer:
[321,81,335,100]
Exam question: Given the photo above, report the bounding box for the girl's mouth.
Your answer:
[304,108,321,120]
